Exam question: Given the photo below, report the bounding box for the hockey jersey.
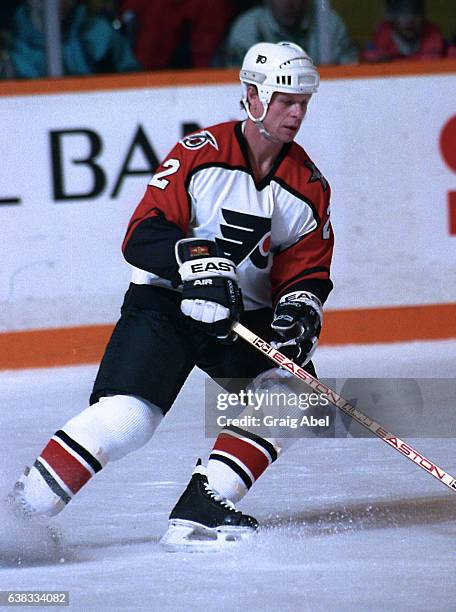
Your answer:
[122,120,333,309]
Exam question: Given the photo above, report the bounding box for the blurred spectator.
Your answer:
[82,0,138,48]
[119,0,234,70]
[448,30,456,58]
[83,0,120,19]
[0,32,15,78]
[0,0,22,78]
[0,0,22,28]
[363,0,446,62]
[221,0,358,66]
[9,0,140,78]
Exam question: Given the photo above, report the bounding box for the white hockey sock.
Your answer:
[207,369,307,503]
[206,456,248,504]
[15,395,163,517]
[207,427,283,504]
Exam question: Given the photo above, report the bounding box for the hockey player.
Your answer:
[8,41,333,551]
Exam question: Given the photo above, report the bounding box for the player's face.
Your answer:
[263,92,312,142]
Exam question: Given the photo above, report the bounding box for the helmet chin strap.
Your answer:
[241,98,281,144]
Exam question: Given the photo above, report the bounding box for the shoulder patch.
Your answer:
[304,160,328,192]
[179,130,219,151]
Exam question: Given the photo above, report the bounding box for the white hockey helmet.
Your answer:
[240,41,320,124]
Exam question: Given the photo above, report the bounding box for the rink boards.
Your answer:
[1,61,455,367]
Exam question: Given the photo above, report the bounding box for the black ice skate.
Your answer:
[160,460,258,552]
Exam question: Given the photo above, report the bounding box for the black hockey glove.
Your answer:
[271,291,323,366]
[175,238,243,340]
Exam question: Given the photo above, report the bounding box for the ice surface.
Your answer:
[1,339,455,611]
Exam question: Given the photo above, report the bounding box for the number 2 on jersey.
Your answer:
[322,205,331,239]
[149,158,181,190]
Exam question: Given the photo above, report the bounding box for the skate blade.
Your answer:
[159,519,256,553]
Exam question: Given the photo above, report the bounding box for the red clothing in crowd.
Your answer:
[363,19,446,62]
[120,0,233,69]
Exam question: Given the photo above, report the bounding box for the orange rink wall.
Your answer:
[1,60,456,370]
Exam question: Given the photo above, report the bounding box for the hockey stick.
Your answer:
[232,321,456,493]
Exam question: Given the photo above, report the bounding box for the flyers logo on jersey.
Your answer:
[180,130,219,151]
[216,209,271,269]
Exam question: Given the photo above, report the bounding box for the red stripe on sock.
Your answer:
[212,433,270,482]
[41,439,92,494]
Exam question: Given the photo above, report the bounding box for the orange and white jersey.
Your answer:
[123,120,333,309]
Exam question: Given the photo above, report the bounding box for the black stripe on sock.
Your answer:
[224,425,278,463]
[55,430,103,473]
[33,460,71,505]
[209,452,253,489]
